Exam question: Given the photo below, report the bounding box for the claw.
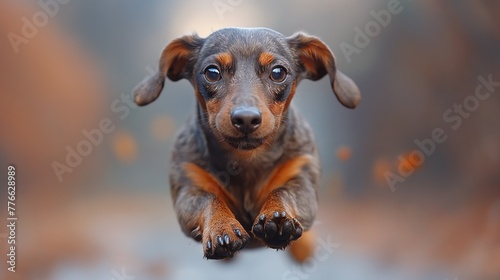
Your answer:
[217,236,224,246]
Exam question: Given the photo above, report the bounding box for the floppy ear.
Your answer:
[133,34,205,106]
[287,33,361,109]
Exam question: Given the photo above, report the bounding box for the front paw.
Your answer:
[252,210,303,249]
[202,218,250,259]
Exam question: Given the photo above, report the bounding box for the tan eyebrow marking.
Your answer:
[258,52,275,67]
[215,52,233,68]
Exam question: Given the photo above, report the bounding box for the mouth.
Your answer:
[224,136,265,150]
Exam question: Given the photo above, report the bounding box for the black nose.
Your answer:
[230,107,262,134]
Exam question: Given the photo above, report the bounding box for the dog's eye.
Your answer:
[270,66,287,83]
[204,66,221,83]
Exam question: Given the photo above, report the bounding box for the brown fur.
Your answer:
[184,162,237,207]
[258,52,275,67]
[256,155,312,208]
[215,52,233,69]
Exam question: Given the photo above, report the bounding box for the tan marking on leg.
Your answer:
[256,155,312,208]
[184,163,237,207]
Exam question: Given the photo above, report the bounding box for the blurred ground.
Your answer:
[0,1,499,280]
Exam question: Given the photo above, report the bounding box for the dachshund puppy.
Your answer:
[134,27,360,259]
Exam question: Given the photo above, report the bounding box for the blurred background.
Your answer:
[1,0,499,279]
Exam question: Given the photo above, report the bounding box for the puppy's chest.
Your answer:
[227,166,267,206]
[221,164,272,221]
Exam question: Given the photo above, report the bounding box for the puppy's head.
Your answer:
[134,28,360,150]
